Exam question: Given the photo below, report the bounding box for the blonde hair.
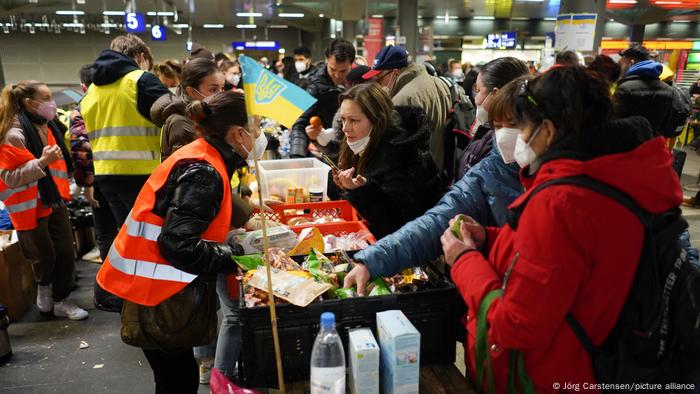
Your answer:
[0,80,44,141]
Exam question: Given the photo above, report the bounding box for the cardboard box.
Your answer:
[0,232,36,321]
[348,328,380,394]
[376,310,420,394]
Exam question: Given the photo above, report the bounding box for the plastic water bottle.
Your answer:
[310,312,345,394]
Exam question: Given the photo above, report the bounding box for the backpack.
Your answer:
[438,76,475,184]
[507,175,700,389]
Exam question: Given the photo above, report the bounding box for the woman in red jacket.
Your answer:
[440,66,682,393]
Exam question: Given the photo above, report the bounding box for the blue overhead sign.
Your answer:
[232,41,280,50]
[485,31,517,49]
[151,25,166,41]
[124,12,145,33]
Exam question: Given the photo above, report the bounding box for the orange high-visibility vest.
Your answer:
[0,143,52,230]
[96,138,233,306]
[46,130,71,201]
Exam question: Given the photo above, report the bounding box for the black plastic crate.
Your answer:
[238,260,458,388]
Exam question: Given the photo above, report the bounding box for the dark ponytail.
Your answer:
[479,57,530,91]
[186,90,247,139]
[515,65,612,142]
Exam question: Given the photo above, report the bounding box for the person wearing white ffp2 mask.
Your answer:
[332,83,445,240]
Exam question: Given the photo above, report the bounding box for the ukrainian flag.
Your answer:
[239,55,317,128]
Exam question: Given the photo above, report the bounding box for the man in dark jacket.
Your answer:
[614,44,688,137]
[361,45,451,172]
[292,46,317,83]
[289,39,355,158]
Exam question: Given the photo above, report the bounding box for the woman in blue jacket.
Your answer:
[343,79,526,293]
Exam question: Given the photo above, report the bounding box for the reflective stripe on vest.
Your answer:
[96,138,233,306]
[0,141,51,230]
[5,198,38,213]
[106,240,196,283]
[90,126,161,140]
[125,214,162,241]
[48,169,69,179]
[92,150,159,161]
[80,69,161,176]
[46,130,71,201]
[0,182,34,201]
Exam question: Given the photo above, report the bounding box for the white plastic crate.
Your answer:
[257,158,331,201]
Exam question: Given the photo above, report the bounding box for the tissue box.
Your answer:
[348,328,380,394]
[235,226,297,254]
[376,310,420,394]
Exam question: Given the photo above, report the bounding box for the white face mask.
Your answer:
[474,90,493,126]
[475,106,489,126]
[347,129,371,155]
[295,61,308,73]
[228,74,241,87]
[514,125,542,168]
[240,129,268,161]
[495,127,520,164]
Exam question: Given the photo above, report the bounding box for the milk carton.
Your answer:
[348,328,380,394]
[376,310,420,394]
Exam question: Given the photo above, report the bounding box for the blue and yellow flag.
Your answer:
[239,55,317,128]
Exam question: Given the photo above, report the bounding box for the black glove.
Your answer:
[225,231,244,256]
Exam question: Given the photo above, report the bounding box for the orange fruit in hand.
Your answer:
[310,116,322,128]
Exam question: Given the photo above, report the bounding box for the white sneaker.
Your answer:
[36,285,53,313]
[53,301,89,320]
[199,360,213,385]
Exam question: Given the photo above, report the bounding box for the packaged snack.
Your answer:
[289,227,325,255]
[303,249,338,287]
[335,287,357,299]
[232,254,264,271]
[366,278,391,297]
[247,268,332,307]
[267,247,303,271]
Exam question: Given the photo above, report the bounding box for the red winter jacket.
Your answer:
[451,137,682,393]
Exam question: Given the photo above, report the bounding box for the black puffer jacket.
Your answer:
[154,136,246,275]
[614,60,690,137]
[341,106,446,239]
[290,63,345,158]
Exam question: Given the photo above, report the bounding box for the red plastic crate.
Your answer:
[290,220,376,244]
[255,200,359,226]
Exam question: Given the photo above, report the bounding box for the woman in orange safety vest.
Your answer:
[0,81,88,321]
[96,90,265,393]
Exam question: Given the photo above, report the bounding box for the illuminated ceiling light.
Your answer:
[203,24,225,28]
[544,17,557,21]
[236,24,257,28]
[103,11,126,16]
[173,23,189,28]
[609,0,637,3]
[56,10,85,15]
[237,12,262,17]
[654,1,682,4]
[279,13,304,18]
[319,14,324,17]
[269,24,288,28]
[147,12,175,16]
[473,16,495,20]
[371,14,384,18]
[512,17,529,20]
[62,23,84,27]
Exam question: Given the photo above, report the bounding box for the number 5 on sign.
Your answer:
[124,12,145,33]
[151,25,166,41]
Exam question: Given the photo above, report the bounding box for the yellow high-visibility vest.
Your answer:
[81,70,161,176]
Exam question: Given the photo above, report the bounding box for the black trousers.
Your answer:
[142,347,199,394]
